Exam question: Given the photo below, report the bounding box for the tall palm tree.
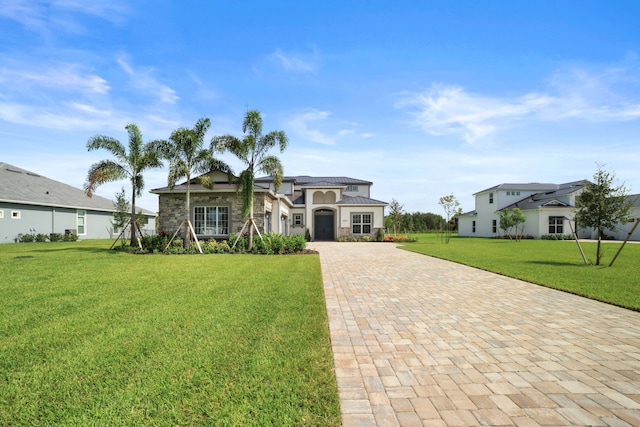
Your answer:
[152,117,231,249]
[212,110,288,250]
[85,123,162,247]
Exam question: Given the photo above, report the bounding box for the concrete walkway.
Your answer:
[312,242,640,427]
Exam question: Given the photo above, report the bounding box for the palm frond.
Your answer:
[259,155,284,192]
[84,160,127,197]
[125,123,144,159]
[242,110,263,136]
[87,136,126,162]
[194,175,213,189]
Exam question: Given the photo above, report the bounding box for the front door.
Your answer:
[314,211,335,241]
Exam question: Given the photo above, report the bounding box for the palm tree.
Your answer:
[85,123,162,247]
[152,117,231,250]
[211,110,288,250]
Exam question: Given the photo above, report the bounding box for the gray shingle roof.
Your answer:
[501,181,586,211]
[336,195,388,206]
[256,175,372,186]
[0,162,153,214]
[475,182,559,195]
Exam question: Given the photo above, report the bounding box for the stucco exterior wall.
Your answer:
[0,202,121,242]
[337,205,385,239]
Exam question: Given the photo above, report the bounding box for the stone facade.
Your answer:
[157,192,270,239]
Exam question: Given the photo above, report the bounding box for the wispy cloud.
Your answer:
[270,48,319,73]
[0,63,110,94]
[0,0,130,35]
[285,109,366,145]
[397,64,640,143]
[117,56,179,104]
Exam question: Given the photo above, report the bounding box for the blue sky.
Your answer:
[2,1,640,215]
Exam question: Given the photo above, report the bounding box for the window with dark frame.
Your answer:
[293,213,303,227]
[548,216,564,234]
[472,220,476,233]
[489,192,494,204]
[492,219,497,233]
[352,213,372,234]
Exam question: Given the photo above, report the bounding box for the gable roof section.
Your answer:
[474,182,558,195]
[501,181,586,211]
[256,175,372,186]
[336,195,388,206]
[0,162,121,212]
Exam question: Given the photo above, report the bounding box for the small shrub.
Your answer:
[19,233,36,243]
[229,233,248,253]
[63,233,78,242]
[541,234,574,241]
[304,228,311,242]
[376,228,384,242]
[202,239,219,254]
[49,233,63,242]
[35,233,48,242]
[217,240,231,253]
[284,234,307,253]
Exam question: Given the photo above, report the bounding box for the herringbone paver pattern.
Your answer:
[313,242,640,427]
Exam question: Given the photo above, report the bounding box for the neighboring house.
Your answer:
[591,194,640,241]
[0,162,156,243]
[459,180,640,241]
[151,171,388,241]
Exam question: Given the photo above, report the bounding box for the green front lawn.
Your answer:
[0,240,340,426]
[400,234,640,311]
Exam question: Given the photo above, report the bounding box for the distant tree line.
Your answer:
[384,210,449,233]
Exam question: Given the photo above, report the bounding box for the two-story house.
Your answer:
[151,172,387,241]
[459,180,640,240]
[458,181,586,239]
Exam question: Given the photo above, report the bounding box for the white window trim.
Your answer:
[194,205,230,236]
[11,210,21,219]
[293,213,304,227]
[77,210,87,235]
[0,210,4,219]
[352,212,373,235]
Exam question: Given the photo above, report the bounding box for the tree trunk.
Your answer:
[185,181,191,249]
[596,230,603,265]
[130,189,137,247]
[247,198,254,251]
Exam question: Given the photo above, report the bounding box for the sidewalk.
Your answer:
[313,242,640,426]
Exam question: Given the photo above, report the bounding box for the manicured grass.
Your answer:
[0,240,340,426]
[400,234,640,311]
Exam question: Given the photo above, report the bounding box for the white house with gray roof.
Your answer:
[151,172,387,241]
[0,162,156,243]
[459,180,640,241]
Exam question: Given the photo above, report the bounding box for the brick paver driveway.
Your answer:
[312,242,640,427]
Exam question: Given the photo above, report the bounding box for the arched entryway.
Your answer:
[314,209,335,241]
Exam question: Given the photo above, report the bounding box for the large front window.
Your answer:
[194,206,229,236]
[549,216,564,234]
[352,213,372,234]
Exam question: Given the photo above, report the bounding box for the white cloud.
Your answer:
[0,0,129,36]
[117,56,179,104]
[397,65,640,143]
[270,48,318,73]
[285,109,366,145]
[0,63,110,94]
